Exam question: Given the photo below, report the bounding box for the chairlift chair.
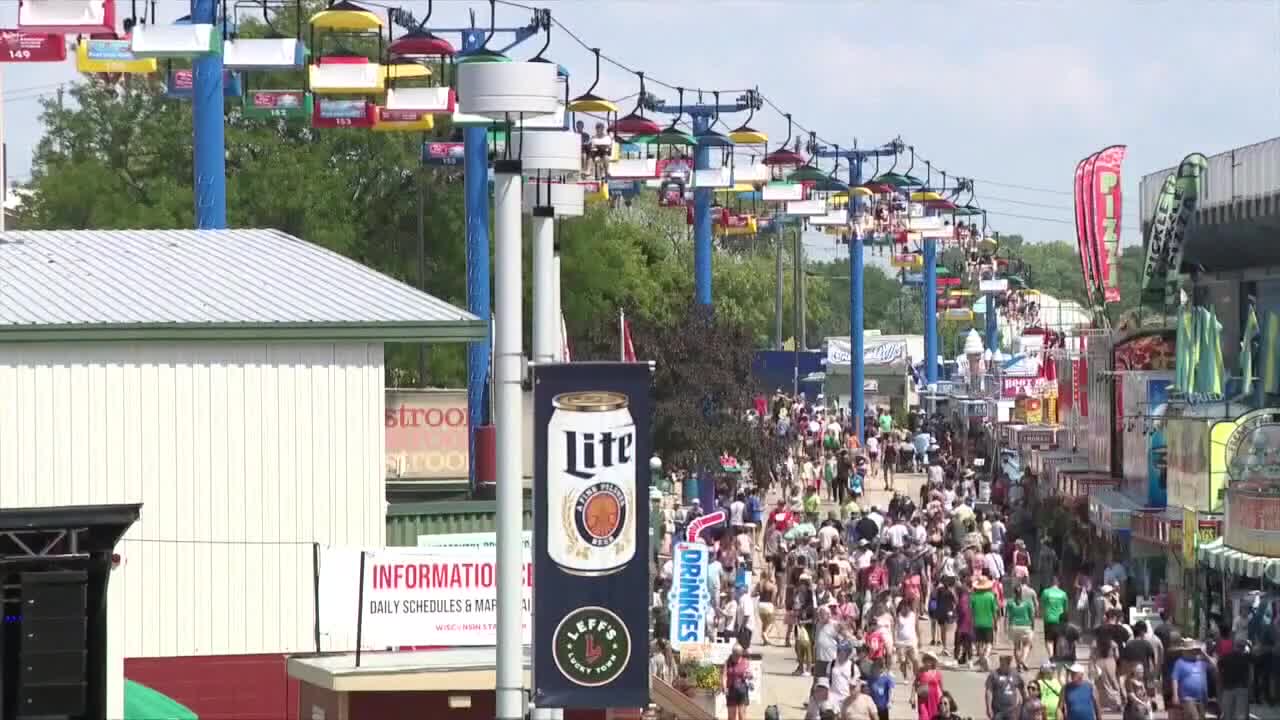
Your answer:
[307,0,385,96]
[19,0,115,34]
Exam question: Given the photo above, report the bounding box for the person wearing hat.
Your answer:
[827,640,857,710]
[804,677,835,720]
[865,658,895,720]
[1036,661,1064,720]
[971,572,999,670]
[844,678,880,720]
[722,643,753,720]
[914,651,944,720]
[793,572,816,676]
[1059,663,1101,720]
[1170,639,1214,720]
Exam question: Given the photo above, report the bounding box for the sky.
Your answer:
[3,0,1279,261]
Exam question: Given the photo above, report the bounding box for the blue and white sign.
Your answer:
[669,541,710,649]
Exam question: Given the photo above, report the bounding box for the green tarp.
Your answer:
[124,680,198,720]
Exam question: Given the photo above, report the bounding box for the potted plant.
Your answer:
[677,659,725,717]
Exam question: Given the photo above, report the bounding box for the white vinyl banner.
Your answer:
[317,546,532,650]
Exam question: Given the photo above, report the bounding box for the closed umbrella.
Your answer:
[1194,307,1224,396]
[1240,305,1260,395]
[1265,311,1280,395]
[1174,307,1194,393]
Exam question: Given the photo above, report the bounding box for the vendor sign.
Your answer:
[316,546,532,650]
[668,542,710,650]
[1226,489,1280,557]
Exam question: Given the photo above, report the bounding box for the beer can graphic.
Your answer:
[547,391,637,576]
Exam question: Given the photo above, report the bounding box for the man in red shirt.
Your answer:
[768,500,794,534]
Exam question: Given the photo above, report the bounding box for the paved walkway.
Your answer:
[745,471,1074,720]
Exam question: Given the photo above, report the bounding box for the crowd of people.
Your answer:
[649,392,1252,720]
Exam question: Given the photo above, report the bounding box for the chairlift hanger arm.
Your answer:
[647,100,751,117]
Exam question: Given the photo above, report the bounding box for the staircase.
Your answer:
[650,674,718,720]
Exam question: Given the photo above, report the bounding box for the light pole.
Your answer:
[457,58,563,720]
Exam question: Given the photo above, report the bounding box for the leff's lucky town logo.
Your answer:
[548,391,637,576]
[1225,409,1280,489]
[552,606,632,687]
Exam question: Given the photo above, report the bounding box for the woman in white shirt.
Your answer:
[894,600,920,679]
[827,644,857,709]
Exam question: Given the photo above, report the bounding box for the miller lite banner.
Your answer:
[533,362,652,709]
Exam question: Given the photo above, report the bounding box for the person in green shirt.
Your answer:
[878,408,894,435]
[1034,661,1063,720]
[802,486,820,519]
[1006,590,1036,671]
[1040,576,1070,655]
[970,574,999,670]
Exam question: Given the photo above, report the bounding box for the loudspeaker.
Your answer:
[16,571,89,719]
[21,651,86,685]
[19,683,86,717]
[22,618,86,654]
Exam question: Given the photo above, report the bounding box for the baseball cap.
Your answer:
[1068,663,1085,674]
[815,677,830,688]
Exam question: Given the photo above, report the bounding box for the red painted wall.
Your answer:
[125,654,300,720]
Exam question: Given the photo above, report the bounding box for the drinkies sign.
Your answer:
[385,389,533,480]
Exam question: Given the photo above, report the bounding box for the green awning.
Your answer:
[125,680,198,720]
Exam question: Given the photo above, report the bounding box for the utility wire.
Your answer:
[8,0,1071,221]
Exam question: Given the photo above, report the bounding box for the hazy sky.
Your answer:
[3,0,1279,258]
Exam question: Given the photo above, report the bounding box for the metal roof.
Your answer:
[0,229,485,342]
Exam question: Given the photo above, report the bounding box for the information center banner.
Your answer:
[316,546,532,650]
[533,362,652,709]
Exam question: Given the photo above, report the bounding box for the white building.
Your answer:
[0,229,484,719]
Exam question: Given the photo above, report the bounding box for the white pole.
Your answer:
[552,247,564,360]
[619,309,625,362]
[493,168,525,720]
[532,211,556,365]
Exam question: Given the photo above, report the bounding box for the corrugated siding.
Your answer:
[0,229,479,326]
[1140,137,1280,222]
[0,341,385,718]
[386,500,533,546]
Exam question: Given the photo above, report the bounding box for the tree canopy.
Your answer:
[18,71,1118,398]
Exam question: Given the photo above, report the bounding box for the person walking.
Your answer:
[1035,661,1064,720]
[1170,640,1214,720]
[722,644,753,720]
[914,651,944,720]
[1059,664,1102,720]
[955,583,976,667]
[972,574,1000,670]
[1007,581,1036,671]
[986,654,1025,720]
[1218,640,1252,720]
[1041,576,1070,655]
[866,659,895,720]
[883,441,897,492]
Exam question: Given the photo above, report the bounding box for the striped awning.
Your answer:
[1197,537,1280,580]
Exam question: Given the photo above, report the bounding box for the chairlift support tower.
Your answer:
[648,91,758,307]
[812,140,899,441]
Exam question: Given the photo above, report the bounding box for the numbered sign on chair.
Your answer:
[0,29,66,62]
[311,98,375,129]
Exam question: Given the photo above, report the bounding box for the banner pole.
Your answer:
[312,542,321,653]
[355,551,367,668]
